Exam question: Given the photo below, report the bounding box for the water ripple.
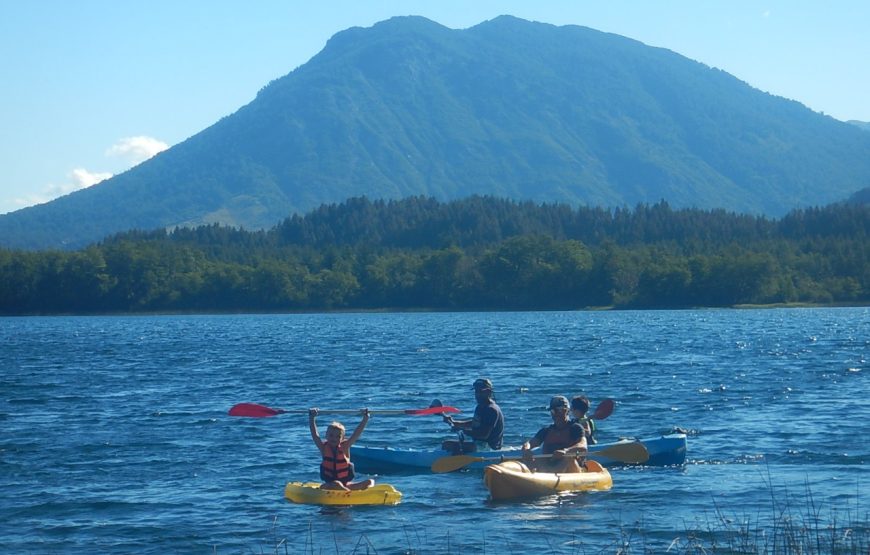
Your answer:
[0,308,867,553]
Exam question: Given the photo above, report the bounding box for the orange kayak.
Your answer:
[483,459,612,501]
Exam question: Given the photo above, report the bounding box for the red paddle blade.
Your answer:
[592,398,615,420]
[405,405,460,415]
[228,403,286,417]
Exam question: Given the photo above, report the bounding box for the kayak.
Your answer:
[592,434,687,467]
[484,459,612,501]
[353,433,687,473]
[283,482,402,506]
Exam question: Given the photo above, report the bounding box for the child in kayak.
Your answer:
[570,395,598,444]
[309,408,374,491]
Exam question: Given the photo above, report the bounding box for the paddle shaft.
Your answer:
[289,409,428,415]
[228,402,459,418]
[442,398,613,428]
[431,441,648,473]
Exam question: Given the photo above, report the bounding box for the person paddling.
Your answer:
[521,395,587,473]
[308,408,374,491]
[442,378,505,454]
[570,395,598,445]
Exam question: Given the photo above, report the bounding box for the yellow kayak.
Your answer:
[483,459,612,501]
[284,482,402,506]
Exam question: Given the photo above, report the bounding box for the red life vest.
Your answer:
[320,443,353,484]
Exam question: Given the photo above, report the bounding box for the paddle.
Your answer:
[591,398,615,420]
[431,441,649,473]
[438,397,613,423]
[228,402,460,418]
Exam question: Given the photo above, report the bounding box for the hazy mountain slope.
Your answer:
[3,15,869,249]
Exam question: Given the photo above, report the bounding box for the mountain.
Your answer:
[848,187,870,205]
[3,15,870,250]
[849,120,870,132]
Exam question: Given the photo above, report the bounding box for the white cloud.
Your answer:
[12,168,113,208]
[7,135,168,212]
[105,136,169,165]
[70,168,113,189]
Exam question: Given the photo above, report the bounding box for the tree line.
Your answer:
[0,196,867,314]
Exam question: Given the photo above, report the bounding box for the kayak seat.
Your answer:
[584,460,605,473]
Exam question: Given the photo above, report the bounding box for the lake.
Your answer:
[1,308,868,553]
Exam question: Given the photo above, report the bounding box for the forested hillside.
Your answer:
[1,196,866,314]
[2,16,870,250]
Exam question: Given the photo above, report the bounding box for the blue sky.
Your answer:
[1,1,868,215]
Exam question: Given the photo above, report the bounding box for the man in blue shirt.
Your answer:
[443,378,505,452]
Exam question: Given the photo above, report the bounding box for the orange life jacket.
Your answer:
[320,443,354,484]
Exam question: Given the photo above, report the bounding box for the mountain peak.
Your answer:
[2,16,869,250]
[324,15,451,49]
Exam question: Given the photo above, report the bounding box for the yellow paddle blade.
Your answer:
[595,441,649,464]
[431,454,484,473]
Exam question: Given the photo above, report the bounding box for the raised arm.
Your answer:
[345,408,370,447]
[308,408,324,450]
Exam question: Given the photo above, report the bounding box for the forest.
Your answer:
[0,196,867,314]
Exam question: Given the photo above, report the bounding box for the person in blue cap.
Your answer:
[521,395,587,472]
[443,378,504,453]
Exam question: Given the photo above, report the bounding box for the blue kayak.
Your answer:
[353,433,687,473]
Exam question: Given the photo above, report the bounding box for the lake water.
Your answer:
[1,308,868,553]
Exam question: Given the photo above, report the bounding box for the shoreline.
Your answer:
[3,301,869,318]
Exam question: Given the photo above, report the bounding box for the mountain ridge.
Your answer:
[2,15,869,250]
